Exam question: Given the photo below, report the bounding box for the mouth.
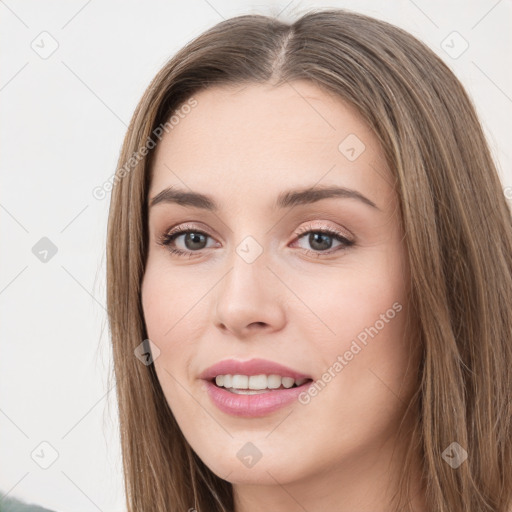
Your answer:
[209,374,313,394]
[199,358,314,416]
[203,374,314,417]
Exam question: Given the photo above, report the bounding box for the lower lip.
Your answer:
[203,379,311,417]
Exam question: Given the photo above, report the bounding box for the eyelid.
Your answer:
[290,223,355,256]
[158,223,219,251]
[158,220,355,257]
[293,220,354,240]
[164,220,353,240]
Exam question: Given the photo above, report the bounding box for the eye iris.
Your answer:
[309,232,332,251]
[185,232,207,250]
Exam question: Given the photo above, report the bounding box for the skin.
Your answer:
[141,80,425,511]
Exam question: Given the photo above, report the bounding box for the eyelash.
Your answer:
[156,223,355,259]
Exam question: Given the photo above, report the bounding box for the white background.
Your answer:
[1,1,511,511]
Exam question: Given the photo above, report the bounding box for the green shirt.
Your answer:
[0,495,55,512]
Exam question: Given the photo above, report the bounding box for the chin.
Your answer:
[199,448,308,486]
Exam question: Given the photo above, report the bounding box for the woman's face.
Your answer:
[142,80,419,497]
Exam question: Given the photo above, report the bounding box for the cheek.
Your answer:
[291,244,412,403]
[142,270,213,452]
[141,267,188,401]
[141,262,209,404]
[289,246,407,350]
[141,259,209,340]
[141,263,168,338]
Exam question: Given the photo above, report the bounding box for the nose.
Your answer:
[213,242,287,338]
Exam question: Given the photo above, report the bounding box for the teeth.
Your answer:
[214,374,309,391]
[282,377,295,388]
[249,374,268,389]
[232,375,248,389]
[267,374,281,389]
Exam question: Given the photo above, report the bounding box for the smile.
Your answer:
[203,376,313,417]
[214,374,309,393]
[199,358,313,417]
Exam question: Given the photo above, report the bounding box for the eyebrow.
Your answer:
[149,184,379,211]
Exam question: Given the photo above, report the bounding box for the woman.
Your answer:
[106,8,512,512]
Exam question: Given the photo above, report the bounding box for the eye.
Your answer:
[157,222,355,258]
[291,224,355,256]
[157,224,218,258]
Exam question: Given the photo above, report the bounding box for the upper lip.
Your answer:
[199,358,312,381]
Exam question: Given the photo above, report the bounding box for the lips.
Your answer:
[199,358,312,382]
[199,358,314,417]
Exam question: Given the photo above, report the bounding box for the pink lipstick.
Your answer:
[199,358,313,417]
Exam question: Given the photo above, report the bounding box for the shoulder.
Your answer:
[0,495,56,512]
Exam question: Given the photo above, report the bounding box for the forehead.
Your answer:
[149,80,394,212]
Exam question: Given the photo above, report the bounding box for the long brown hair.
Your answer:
[106,8,512,512]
